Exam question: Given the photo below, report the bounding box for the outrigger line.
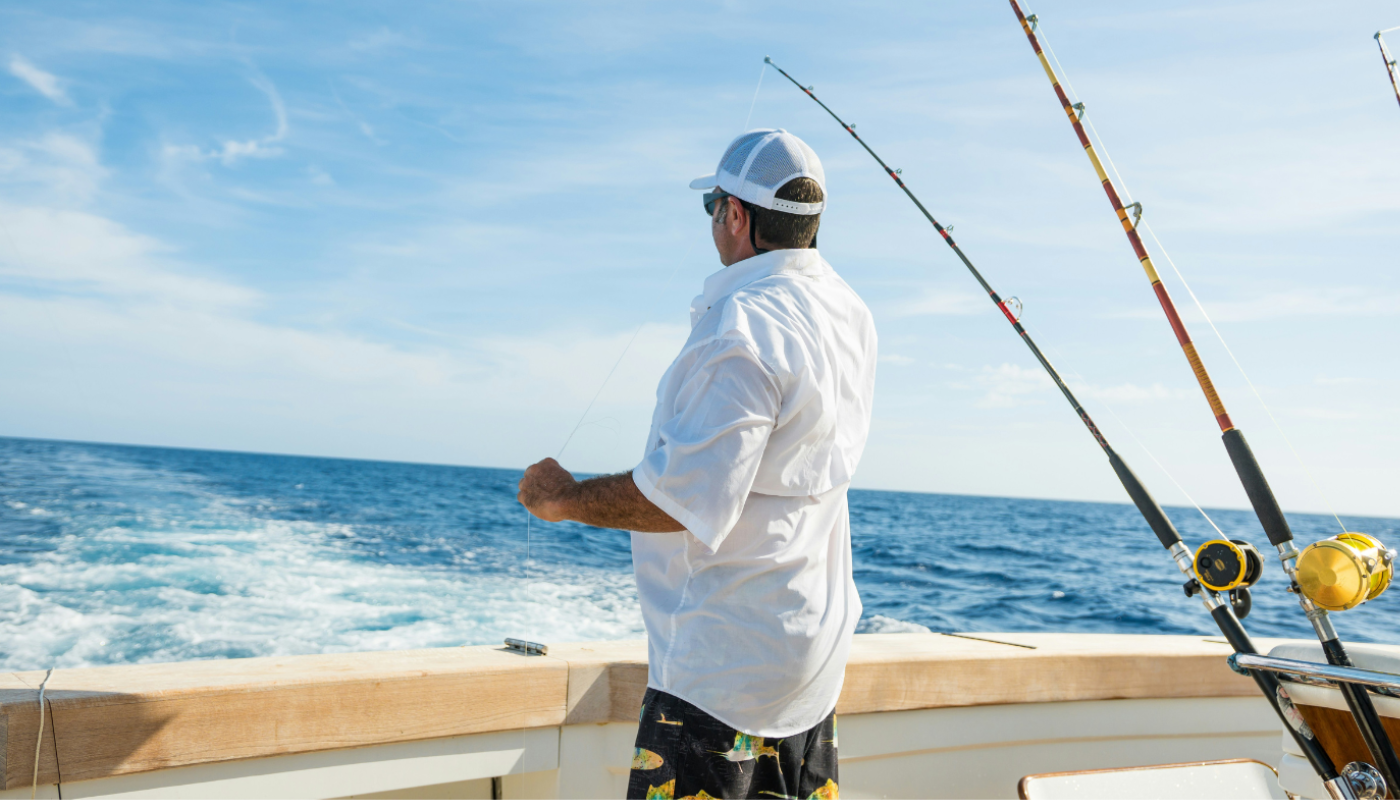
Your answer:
[758,56,1346,787]
[1377,27,1400,112]
[1009,3,1400,792]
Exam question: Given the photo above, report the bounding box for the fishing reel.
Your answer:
[1295,532,1395,612]
[1193,539,1264,618]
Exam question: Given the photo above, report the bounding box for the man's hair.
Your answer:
[748,178,823,249]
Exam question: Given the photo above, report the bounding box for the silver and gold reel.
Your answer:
[1295,532,1395,612]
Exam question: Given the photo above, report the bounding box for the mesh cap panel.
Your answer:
[718,131,769,182]
[744,136,824,194]
[695,128,827,215]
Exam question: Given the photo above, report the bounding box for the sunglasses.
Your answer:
[703,191,731,218]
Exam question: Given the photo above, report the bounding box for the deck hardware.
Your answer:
[505,638,548,656]
[1342,761,1387,800]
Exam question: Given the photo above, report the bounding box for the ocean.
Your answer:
[2,435,1397,673]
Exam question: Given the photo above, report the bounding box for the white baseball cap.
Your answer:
[689,128,826,215]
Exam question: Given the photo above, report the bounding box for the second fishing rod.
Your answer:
[761,56,1347,792]
[1007,3,1400,794]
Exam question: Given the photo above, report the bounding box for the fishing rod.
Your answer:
[1007,4,1400,795]
[760,55,1351,794]
[1377,27,1400,112]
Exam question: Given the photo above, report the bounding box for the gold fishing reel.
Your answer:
[1194,539,1264,592]
[1295,533,1395,611]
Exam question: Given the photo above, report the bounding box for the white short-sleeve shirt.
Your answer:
[631,247,877,738]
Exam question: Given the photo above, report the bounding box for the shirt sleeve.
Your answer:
[633,336,780,553]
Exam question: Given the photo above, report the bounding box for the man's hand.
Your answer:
[516,460,685,533]
[518,458,578,522]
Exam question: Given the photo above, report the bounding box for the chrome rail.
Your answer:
[1231,653,1400,693]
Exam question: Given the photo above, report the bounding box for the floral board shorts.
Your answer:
[626,688,839,800]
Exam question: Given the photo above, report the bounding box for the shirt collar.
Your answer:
[693,249,829,319]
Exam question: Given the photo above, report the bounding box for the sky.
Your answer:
[0,1,1397,520]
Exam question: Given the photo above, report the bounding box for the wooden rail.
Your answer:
[0,633,1259,791]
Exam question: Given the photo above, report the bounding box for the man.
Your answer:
[518,128,876,799]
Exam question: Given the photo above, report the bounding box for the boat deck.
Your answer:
[0,633,1288,799]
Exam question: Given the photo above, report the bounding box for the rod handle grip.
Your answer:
[1107,447,1182,550]
[1221,429,1294,547]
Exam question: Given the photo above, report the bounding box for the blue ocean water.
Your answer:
[2,436,1397,672]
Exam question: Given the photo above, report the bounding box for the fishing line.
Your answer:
[1020,316,1226,537]
[743,62,768,132]
[1140,221,1348,534]
[766,55,1204,578]
[1027,10,1348,534]
[523,254,688,564]
[526,320,649,563]
[1027,9,1140,207]
[522,58,769,564]
[1376,28,1400,112]
[31,667,52,799]
[1013,8,1400,787]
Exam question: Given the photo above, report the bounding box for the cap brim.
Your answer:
[688,174,718,190]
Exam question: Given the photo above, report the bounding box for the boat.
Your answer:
[2,632,1396,798]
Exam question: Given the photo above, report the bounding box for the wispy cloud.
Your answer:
[0,132,107,205]
[888,287,987,318]
[963,363,1054,408]
[957,363,1187,409]
[1108,287,1400,323]
[8,55,71,106]
[216,72,288,165]
[348,28,416,53]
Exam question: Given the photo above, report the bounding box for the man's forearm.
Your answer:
[566,471,684,533]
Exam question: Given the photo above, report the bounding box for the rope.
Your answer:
[32,668,53,799]
[743,62,767,132]
[1029,11,1349,534]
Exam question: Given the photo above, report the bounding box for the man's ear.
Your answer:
[728,198,748,234]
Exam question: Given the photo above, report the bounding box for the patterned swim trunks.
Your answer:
[626,688,839,799]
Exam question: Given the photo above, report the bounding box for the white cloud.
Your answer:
[958,363,1186,409]
[0,195,688,471]
[0,202,254,308]
[888,287,987,318]
[879,354,915,365]
[159,72,291,169]
[0,132,107,205]
[964,363,1055,408]
[1077,382,1189,403]
[348,28,416,53]
[216,72,288,166]
[1108,287,1400,323]
[8,55,71,106]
